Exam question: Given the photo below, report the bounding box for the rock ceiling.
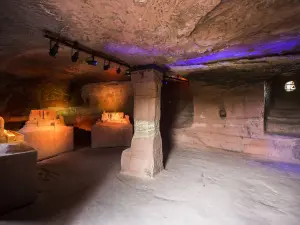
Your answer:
[0,0,300,80]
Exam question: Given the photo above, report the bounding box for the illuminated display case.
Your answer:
[91,112,133,148]
[19,110,73,160]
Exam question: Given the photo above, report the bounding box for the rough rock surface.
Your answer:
[1,0,300,78]
[0,142,34,155]
[82,82,133,113]
[1,147,300,224]
[172,81,300,163]
[121,70,163,178]
[91,123,133,148]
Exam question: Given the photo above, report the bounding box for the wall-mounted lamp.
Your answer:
[219,108,227,119]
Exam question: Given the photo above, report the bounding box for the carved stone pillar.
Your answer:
[121,69,163,178]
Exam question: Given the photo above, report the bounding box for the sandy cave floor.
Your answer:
[1,147,300,225]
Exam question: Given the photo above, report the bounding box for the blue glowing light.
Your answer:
[258,160,300,174]
[103,36,300,69]
[86,60,98,66]
[169,36,300,67]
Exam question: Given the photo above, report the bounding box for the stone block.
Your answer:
[134,97,160,121]
[19,126,74,160]
[121,134,163,178]
[19,110,74,160]
[134,82,159,97]
[0,143,37,215]
[131,70,162,84]
[91,123,133,148]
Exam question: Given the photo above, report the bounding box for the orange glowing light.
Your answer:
[0,116,24,143]
[176,75,188,81]
[4,130,16,137]
[101,112,130,124]
[165,74,188,82]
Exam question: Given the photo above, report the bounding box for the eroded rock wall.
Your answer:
[161,81,193,129]
[173,81,300,163]
[78,82,134,130]
[81,82,133,115]
[0,72,134,131]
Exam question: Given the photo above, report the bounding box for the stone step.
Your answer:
[267,116,300,124]
[268,109,300,118]
[272,102,300,109]
[266,121,300,137]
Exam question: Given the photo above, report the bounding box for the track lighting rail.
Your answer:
[43,29,130,68]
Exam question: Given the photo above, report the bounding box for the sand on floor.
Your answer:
[1,147,300,225]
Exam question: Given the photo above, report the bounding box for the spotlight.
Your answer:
[71,50,79,62]
[86,55,98,66]
[103,60,111,70]
[49,40,59,57]
[116,66,121,74]
[125,70,131,77]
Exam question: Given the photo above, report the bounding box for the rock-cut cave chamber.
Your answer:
[0,0,300,224]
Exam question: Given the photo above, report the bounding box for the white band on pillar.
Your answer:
[133,120,160,138]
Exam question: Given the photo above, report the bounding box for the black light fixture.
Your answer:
[116,66,121,74]
[71,49,79,62]
[86,55,98,66]
[71,43,79,62]
[49,40,59,57]
[44,30,131,70]
[103,60,111,70]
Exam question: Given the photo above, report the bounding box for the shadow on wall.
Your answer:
[81,81,134,118]
[160,80,193,166]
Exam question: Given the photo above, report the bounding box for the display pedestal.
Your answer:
[19,110,73,160]
[20,126,74,160]
[0,142,37,215]
[91,122,133,148]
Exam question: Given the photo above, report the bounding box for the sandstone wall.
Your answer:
[81,82,133,115]
[161,81,193,129]
[173,81,300,163]
[0,75,134,131]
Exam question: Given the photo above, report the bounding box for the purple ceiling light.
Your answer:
[168,36,300,67]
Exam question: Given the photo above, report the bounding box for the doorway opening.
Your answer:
[160,79,193,166]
